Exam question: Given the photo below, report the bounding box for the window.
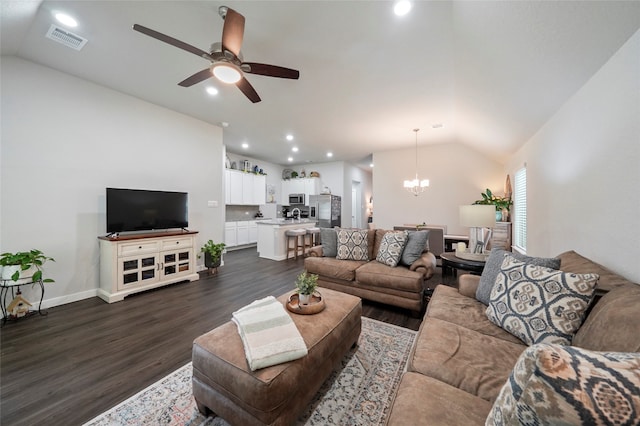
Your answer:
[513,167,527,253]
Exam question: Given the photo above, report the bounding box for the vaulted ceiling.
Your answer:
[2,1,639,167]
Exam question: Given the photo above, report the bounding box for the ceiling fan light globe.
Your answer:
[212,63,242,84]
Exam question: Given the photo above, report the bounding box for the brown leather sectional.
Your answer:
[304,229,437,313]
[387,250,640,425]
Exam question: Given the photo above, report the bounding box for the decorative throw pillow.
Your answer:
[336,229,369,261]
[486,343,640,426]
[476,249,561,305]
[376,231,408,267]
[485,254,598,346]
[320,228,338,257]
[399,230,429,266]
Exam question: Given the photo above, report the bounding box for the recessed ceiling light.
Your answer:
[286,134,294,141]
[288,156,293,162]
[370,163,374,168]
[241,143,249,149]
[292,147,299,152]
[206,87,219,96]
[220,121,229,128]
[393,0,412,16]
[55,12,78,28]
[327,152,333,158]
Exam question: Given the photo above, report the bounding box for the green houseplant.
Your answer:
[0,249,55,283]
[474,188,512,220]
[295,270,318,305]
[199,240,226,270]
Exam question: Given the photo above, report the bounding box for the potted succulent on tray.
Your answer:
[0,249,55,284]
[295,270,318,305]
[199,240,226,273]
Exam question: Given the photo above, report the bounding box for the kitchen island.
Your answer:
[257,219,318,261]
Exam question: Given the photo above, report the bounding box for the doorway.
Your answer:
[351,180,362,228]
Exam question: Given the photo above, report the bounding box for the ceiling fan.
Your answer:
[133,6,299,103]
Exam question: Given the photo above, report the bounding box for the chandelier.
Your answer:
[403,128,430,196]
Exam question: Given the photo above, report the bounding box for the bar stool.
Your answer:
[285,229,307,260]
[305,227,321,254]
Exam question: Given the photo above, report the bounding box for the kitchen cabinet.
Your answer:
[225,221,238,247]
[248,221,258,243]
[225,169,266,205]
[225,220,258,247]
[236,221,249,245]
[281,177,320,205]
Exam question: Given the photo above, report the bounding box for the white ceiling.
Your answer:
[2,1,639,167]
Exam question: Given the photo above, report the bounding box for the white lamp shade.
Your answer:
[459,205,496,228]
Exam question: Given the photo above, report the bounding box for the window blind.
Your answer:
[513,167,527,252]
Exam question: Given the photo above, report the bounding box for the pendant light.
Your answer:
[403,128,430,196]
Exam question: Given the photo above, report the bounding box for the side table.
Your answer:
[440,252,486,278]
[1,279,47,325]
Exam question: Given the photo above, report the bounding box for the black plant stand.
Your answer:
[1,279,47,325]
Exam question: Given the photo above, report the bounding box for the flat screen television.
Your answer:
[106,188,188,234]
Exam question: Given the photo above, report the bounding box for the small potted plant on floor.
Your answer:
[295,270,318,305]
[0,249,55,284]
[199,240,226,273]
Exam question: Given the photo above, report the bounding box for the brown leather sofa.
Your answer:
[387,250,640,425]
[304,229,437,313]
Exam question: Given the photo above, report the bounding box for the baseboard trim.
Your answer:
[41,289,99,309]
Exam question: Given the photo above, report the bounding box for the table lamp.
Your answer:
[459,205,496,258]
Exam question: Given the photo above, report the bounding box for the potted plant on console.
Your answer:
[0,249,55,284]
[295,270,318,305]
[199,240,226,274]
[474,188,513,221]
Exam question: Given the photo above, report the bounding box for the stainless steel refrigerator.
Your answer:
[309,195,341,228]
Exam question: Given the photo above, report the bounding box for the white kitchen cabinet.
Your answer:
[281,178,321,205]
[236,221,249,245]
[98,231,199,303]
[248,220,258,243]
[225,221,238,247]
[253,175,266,205]
[225,169,266,205]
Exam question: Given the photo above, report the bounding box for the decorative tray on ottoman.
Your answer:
[286,292,325,315]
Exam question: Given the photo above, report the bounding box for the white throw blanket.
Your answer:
[232,296,308,371]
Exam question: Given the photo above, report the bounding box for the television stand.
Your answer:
[97,230,199,303]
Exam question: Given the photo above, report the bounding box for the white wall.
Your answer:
[1,57,225,307]
[506,30,640,282]
[373,143,505,234]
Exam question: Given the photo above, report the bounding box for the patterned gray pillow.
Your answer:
[485,254,598,346]
[476,249,561,305]
[399,230,429,266]
[336,229,369,261]
[320,228,338,257]
[487,343,640,426]
[376,231,408,267]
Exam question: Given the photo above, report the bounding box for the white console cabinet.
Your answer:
[98,231,199,303]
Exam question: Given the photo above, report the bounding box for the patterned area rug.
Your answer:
[83,317,416,426]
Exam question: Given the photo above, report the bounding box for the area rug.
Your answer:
[83,317,416,426]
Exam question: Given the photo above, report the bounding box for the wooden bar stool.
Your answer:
[285,229,307,259]
[305,227,321,254]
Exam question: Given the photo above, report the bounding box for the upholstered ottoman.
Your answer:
[192,287,362,425]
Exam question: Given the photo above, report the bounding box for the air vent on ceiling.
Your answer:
[45,25,88,51]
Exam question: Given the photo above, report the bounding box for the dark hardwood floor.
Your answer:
[0,248,451,426]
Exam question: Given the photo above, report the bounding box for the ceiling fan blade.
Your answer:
[221,7,245,58]
[133,24,209,58]
[178,68,212,87]
[236,76,261,103]
[242,62,300,79]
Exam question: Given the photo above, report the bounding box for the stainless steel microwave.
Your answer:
[289,193,305,204]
